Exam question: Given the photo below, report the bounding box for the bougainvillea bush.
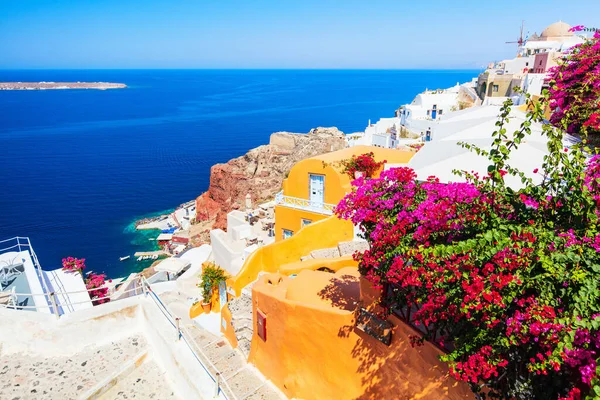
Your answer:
[548,28,600,139]
[61,256,86,274]
[335,36,600,400]
[62,257,110,305]
[86,272,110,305]
[340,152,386,179]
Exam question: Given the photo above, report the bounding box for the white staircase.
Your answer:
[159,289,286,400]
[98,358,178,400]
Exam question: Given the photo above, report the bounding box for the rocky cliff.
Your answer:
[193,127,346,238]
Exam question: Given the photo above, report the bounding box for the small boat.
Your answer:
[152,255,158,260]
[137,256,143,261]
[119,255,130,261]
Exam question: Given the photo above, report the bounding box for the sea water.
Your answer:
[0,69,479,277]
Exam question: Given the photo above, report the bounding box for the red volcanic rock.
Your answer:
[195,127,346,231]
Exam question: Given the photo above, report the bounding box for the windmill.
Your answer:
[506,20,526,47]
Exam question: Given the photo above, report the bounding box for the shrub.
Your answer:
[335,34,600,398]
[548,28,600,140]
[86,272,109,305]
[61,257,86,274]
[200,263,228,304]
[340,152,386,179]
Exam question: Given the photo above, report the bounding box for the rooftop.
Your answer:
[540,21,573,39]
[311,145,414,165]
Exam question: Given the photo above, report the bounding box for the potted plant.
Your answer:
[199,263,228,313]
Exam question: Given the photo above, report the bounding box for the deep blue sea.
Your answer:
[0,69,478,277]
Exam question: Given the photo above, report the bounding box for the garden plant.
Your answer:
[335,29,600,400]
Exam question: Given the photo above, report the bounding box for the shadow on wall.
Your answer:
[343,280,473,400]
[249,269,473,399]
[317,273,360,312]
[230,215,354,295]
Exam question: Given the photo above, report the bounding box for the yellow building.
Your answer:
[274,145,415,241]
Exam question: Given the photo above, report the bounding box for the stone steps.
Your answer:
[157,289,285,399]
[0,335,148,400]
[228,290,254,359]
[97,358,179,400]
[299,239,369,262]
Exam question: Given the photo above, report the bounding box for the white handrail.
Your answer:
[142,277,236,400]
[1,280,141,313]
[274,191,335,215]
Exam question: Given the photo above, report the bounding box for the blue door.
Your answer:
[431,109,437,120]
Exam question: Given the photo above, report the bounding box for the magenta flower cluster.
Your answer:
[335,148,600,398]
[548,29,600,136]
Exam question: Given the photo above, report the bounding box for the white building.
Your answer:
[210,204,275,277]
[349,81,481,149]
[347,117,402,148]
[478,21,586,104]
[0,237,92,315]
[408,106,579,190]
[402,84,461,123]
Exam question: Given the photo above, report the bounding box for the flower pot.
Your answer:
[202,302,211,313]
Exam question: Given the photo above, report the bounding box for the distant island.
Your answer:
[0,82,127,90]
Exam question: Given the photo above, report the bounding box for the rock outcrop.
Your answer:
[194,127,346,235]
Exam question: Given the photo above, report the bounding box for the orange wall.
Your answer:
[282,158,350,204]
[221,303,239,348]
[230,215,354,295]
[248,272,473,400]
[274,205,330,241]
[278,255,357,275]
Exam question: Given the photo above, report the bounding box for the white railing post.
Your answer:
[141,276,148,296]
[49,292,60,319]
[175,317,181,341]
[213,372,220,398]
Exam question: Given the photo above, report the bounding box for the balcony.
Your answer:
[274,191,335,215]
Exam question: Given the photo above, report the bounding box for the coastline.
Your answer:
[0,81,127,90]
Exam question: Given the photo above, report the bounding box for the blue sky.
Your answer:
[0,0,598,69]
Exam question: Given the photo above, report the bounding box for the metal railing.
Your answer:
[0,237,52,310]
[140,277,236,399]
[0,279,144,316]
[274,191,335,215]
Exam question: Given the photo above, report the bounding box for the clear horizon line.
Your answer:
[0,67,484,71]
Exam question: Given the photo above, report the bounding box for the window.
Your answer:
[301,219,312,228]
[525,62,529,66]
[438,110,443,115]
[282,229,293,240]
[432,104,437,110]
[492,85,499,93]
[426,110,430,116]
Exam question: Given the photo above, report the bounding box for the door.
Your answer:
[309,174,325,207]
[431,109,437,120]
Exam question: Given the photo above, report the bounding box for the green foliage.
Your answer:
[200,263,228,304]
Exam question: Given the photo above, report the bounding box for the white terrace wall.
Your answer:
[0,294,225,399]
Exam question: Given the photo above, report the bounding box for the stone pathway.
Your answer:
[99,359,179,400]
[159,290,285,400]
[228,286,254,358]
[0,335,146,400]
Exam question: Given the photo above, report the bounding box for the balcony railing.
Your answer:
[275,191,335,215]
